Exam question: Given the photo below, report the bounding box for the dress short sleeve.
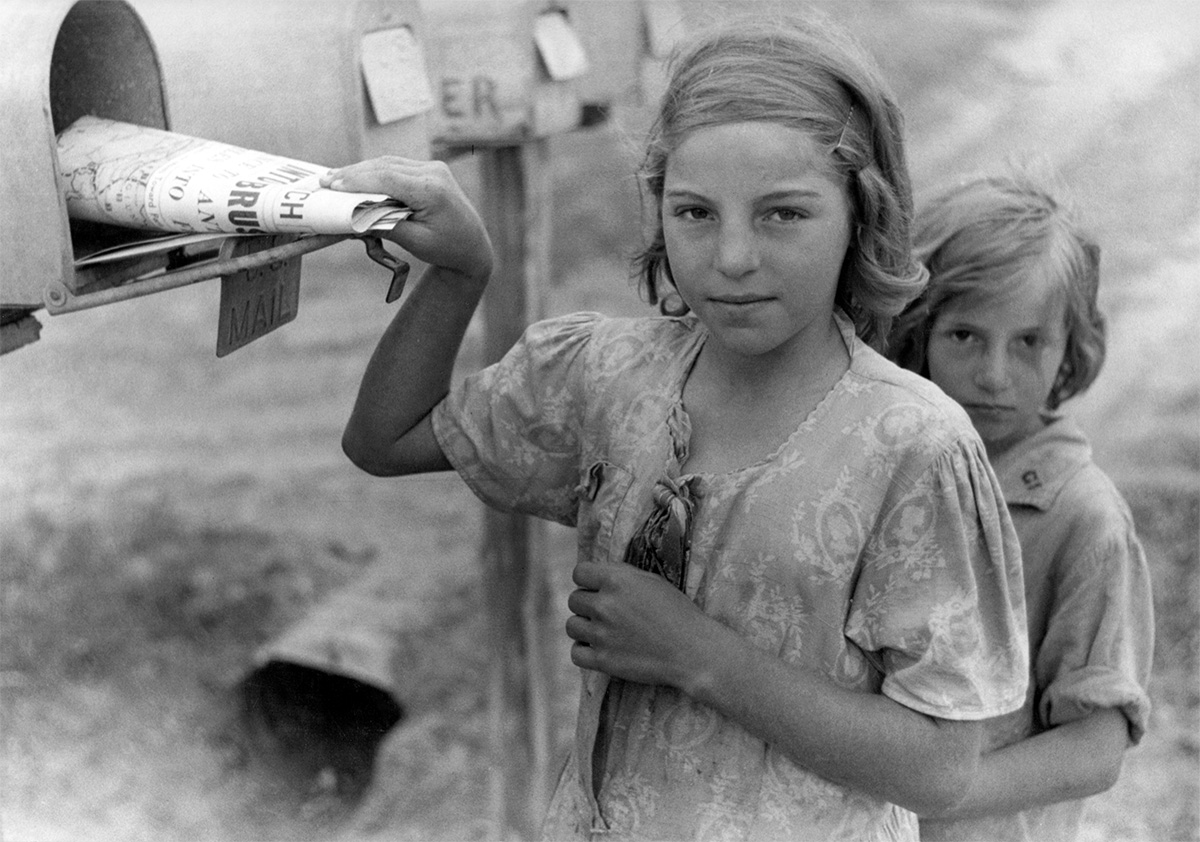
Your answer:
[431,312,602,526]
[1036,487,1154,743]
[846,439,1029,720]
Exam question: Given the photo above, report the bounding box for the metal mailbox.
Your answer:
[0,0,430,356]
[131,0,432,167]
[0,0,170,315]
[420,0,592,147]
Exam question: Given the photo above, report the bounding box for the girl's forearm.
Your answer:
[922,708,1129,820]
[342,263,488,476]
[680,619,981,816]
[569,561,980,813]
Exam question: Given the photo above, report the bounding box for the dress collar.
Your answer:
[833,308,860,364]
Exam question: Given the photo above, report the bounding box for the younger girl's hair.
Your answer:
[889,168,1106,409]
[633,11,928,347]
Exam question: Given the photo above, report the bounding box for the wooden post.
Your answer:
[475,139,554,841]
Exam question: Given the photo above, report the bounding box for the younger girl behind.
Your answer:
[327,13,1030,841]
[889,169,1154,842]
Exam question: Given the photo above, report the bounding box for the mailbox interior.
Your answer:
[50,0,171,274]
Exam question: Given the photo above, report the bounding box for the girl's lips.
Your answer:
[710,295,772,305]
[965,403,1015,418]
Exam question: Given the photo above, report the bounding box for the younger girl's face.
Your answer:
[661,121,853,361]
[926,275,1069,460]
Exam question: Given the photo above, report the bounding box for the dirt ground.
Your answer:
[1,1,1197,841]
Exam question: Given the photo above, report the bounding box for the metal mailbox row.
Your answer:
[0,0,686,354]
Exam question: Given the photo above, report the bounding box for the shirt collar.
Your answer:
[991,413,1093,510]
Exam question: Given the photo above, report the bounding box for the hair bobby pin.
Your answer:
[834,105,854,154]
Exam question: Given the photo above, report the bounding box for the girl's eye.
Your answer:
[1018,334,1042,349]
[674,206,712,222]
[949,329,974,343]
[767,207,806,222]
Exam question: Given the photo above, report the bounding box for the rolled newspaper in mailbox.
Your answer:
[57,116,410,244]
[54,116,414,355]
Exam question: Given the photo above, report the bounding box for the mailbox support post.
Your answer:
[476,140,554,840]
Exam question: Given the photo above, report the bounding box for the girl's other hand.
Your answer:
[321,157,493,285]
[566,561,729,692]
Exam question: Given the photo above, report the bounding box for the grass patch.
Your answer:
[0,500,367,841]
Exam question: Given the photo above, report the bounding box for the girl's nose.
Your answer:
[714,222,760,278]
[974,347,1012,392]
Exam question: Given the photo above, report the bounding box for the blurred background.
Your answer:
[1,1,1196,840]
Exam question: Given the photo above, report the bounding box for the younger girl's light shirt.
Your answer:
[920,415,1154,842]
[432,311,1029,842]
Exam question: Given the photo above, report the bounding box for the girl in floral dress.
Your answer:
[326,13,1029,841]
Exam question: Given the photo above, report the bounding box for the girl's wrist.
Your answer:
[674,614,747,704]
[453,244,494,287]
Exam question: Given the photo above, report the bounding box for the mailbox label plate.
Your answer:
[216,256,300,357]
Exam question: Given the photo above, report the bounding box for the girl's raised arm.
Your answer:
[323,157,494,477]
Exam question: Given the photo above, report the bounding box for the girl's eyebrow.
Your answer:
[663,187,826,201]
[662,187,707,201]
[937,315,985,329]
[941,316,1049,334]
[759,188,826,202]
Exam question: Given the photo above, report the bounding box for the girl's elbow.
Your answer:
[1075,710,1131,797]
[907,759,977,816]
[904,722,981,815]
[1085,750,1125,797]
[341,429,400,476]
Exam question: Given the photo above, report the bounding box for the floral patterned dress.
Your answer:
[432,311,1028,842]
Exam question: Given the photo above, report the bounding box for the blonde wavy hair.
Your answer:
[889,166,1106,409]
[632,12,928,348]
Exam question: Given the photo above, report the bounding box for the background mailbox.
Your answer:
[421,0,591,148]
[566,0,687,121]
[0,0,169,318]
[132,0,432,167]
